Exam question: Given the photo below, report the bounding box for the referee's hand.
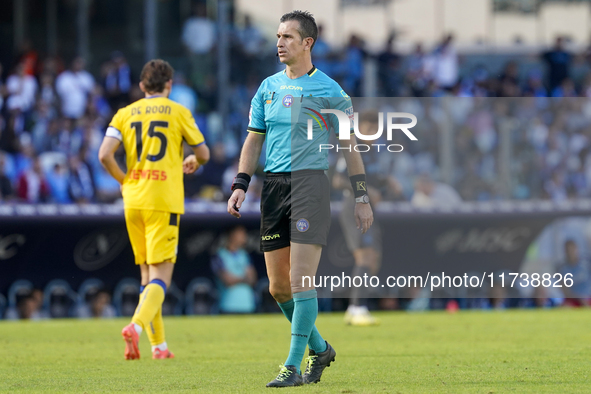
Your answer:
[228,189,246,218]
[355,203,374,234]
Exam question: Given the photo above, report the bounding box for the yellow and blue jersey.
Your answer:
[247,66,353,173]
[106,96,205,214]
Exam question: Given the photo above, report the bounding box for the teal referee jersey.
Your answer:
[247,66,353,173]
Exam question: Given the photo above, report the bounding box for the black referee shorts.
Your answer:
[259,170,331,252]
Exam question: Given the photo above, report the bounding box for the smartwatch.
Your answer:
[355,194,370,204]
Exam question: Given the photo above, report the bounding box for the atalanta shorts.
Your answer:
[260,170,331,252]
[124,209,180,265]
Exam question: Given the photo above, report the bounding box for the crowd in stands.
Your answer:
[3,18,591,205]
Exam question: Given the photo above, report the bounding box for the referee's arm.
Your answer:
[238,132,265,176]
[340,137,374,234]
[227,132,265,218]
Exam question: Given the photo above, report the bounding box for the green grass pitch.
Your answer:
[1,309,590,393]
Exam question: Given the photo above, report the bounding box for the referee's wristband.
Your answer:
[231,173,251,192]
[349,174,367,198]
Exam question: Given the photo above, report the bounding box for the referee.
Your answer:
[227,11,373,387]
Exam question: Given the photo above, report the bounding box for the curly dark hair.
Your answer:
[140,59,174,93]
[280,10,318,51]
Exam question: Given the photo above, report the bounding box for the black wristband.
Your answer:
[231,173,251,192]
[349,174,367,198]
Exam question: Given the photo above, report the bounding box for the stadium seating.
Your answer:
[162,281,185,316]
[43,279,77,318]
[75,278,106,318]
[254,278,280,313]
[5,280,34,319]
[185,277,218,315]
[113,278,141,317]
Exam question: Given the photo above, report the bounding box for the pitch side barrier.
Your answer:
[1,200,590,297]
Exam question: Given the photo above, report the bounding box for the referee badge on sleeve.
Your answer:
[296,218,310,232]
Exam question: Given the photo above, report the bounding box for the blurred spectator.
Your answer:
[338,34,365,97]
[169,72,199,115]
[0,62,5,111]
[235,14,266,83]
[68,155,95,203]
[90,290,116,318]
[201,143,231,190]
[406,43,430,97]
[544,171,568,202]
[16,39,39,77]
[102,51,132,111]
[55,57,95,120]
[0,113,20,154]
[39,55,65,79]
[523,69,547,97]
[182,3,216,92]
[39,72,58,108]
[411,174,462,207]
[31,101,55,153]
[431,34,458,90]
[14,143,35,177]
[88,85,112,123]
[236,15,264,57]
[46,161,71,203]
[377,33,403,97]
[36,117,61,154]
[497,61,521,97]
[558,239,591,306]
[0,153,14,201]
[211,226,257,313]
[312,25,332,75]
[542,36,572,92]
[5,62,37,112]
[182,3,216,55]
[7,289,47,320]
[77,289,116,318]
[552,78,577,97]
[17,156,50,203]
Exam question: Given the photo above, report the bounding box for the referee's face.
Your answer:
[276,21,310,65]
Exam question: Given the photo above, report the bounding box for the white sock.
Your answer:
[347,305,359,314]
[358,305,370,314]
[133,323,143,336]
[152,342,168,352]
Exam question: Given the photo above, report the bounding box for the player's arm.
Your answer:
[227,132,265,218]
[183,143,210,174]
[179,107,210,174]
[98,137,125,185]
[341,137,374,234]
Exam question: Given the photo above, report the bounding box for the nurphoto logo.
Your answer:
[307,110,418,153]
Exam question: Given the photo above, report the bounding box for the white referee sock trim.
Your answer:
[133,323,143,336]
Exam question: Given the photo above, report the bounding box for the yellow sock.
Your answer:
[146,306,165,346]
[131,282,165,330]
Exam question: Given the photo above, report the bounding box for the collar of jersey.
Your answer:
[282,65,317,80]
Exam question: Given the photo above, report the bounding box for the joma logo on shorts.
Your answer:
[262,234,281,241]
